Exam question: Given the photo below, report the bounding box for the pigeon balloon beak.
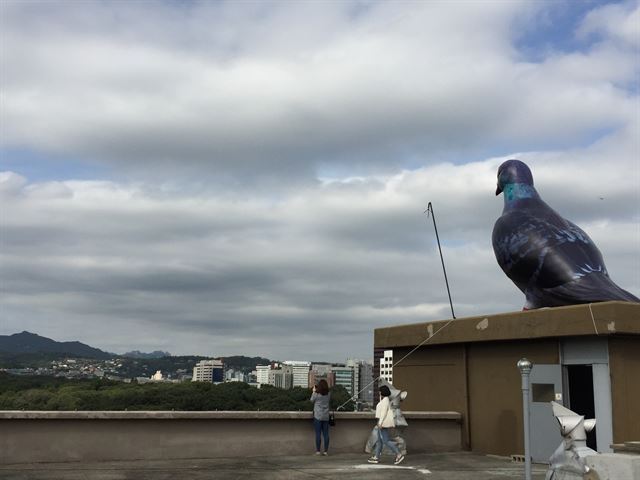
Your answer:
[496,185,503,195]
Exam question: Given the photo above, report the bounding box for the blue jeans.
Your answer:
[375,427,400,458]
[314,418,330,452]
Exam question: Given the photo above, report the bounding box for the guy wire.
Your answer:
[336,203,457,410]
[425,202,456,319]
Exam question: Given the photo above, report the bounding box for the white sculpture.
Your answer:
[546,401,598,480]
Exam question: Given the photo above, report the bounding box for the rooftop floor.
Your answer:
[1,452,548,479]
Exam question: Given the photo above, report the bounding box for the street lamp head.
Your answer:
[517,358,533,374]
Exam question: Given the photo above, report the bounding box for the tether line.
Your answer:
[588,303,599,335]
[336,317,456,411]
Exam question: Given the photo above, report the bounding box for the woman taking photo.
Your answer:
[310,379,331,455]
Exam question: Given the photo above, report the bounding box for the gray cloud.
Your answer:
[2,1,638,185]
[2,137,638,360]
[1,1,638,361]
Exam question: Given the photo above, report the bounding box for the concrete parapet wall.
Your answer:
[0,411,462,464]
[586,453,640,480]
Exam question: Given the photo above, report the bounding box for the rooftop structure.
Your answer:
[374,301,640,461]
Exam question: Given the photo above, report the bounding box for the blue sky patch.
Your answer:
[513,0,624,62]
[0,147,111,182]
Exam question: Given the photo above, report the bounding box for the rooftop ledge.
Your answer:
[1,410,464,463]
[375,301,640,348]
[0,410,461,421]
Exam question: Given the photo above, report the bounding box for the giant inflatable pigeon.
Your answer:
[492,159,639,309]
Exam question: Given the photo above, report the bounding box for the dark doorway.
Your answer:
[566,365,596,450]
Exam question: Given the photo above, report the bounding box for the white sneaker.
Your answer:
[367,457,379,464]
[394,455,405,465]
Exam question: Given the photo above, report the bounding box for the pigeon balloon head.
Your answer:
[496,159,534,195]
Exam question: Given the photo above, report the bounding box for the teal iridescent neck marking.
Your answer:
[503,183,539,204]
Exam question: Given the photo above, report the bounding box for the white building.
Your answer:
[192,359,224,383]
[256,365,271,385]
[283,361,311,388]
[150,370,163,381]
[379,349,393,383]
[225,368,244,382]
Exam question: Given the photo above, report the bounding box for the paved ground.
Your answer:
[0,452,549,480]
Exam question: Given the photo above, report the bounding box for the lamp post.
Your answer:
[517,358,533,480]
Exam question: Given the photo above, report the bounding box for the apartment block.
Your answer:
[192,359,224,383]
[283,361,311,388]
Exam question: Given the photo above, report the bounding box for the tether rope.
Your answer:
[336,317,456,411]
[588,303,599,335]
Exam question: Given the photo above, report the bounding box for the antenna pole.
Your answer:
[425,202,456,319]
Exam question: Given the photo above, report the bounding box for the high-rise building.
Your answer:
[309,363,335,388]
[344,358,375,406]
[331,359,374,407]
[269,364,293,389]
[357,361,374,405]
[283,361,311,388]
[256,365,271,385]
[331,365,355,396]
[346,359,361,398]
[373,347,386,396]
[379,349,393,383]
[192,359,224,383]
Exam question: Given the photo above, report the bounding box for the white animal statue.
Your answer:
[546,401,598,480]
[381,378,408,428]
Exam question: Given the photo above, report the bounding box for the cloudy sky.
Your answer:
[1,0,638,362]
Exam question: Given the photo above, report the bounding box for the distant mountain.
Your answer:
[0,331,113,359]
[122,350,171,359]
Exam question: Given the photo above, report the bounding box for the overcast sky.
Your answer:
[1,0,638,362]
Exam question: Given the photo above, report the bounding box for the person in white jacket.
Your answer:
[368,385,405,465]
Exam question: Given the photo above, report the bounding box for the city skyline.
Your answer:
[1,1,638,362]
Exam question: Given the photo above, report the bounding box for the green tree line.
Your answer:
[0,373,354,411]
[0,353,274,378]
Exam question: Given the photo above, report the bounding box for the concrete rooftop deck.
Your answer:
[1,452,548,479]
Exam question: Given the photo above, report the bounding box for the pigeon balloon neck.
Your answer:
[503,183,539,204]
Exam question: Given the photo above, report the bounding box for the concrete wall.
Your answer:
[393,339,559,456]
[466,339,559,456]
[609,336,640,443]
[392,345,469,449]
[0,411,462,464]
[587,453,640,480]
